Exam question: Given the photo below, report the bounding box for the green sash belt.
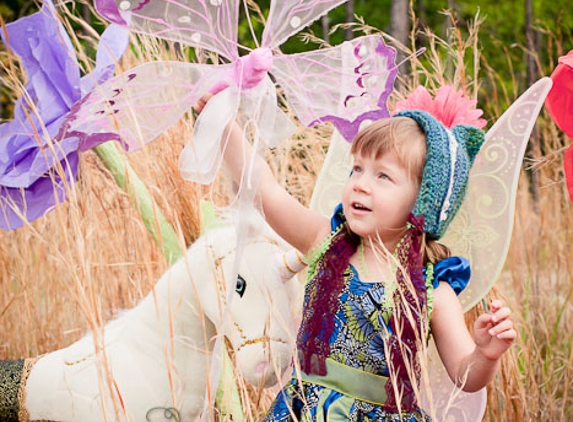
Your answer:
[298,358,388,406]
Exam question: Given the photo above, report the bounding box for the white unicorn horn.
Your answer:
[276,249,307,281]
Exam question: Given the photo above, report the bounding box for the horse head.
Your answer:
[185,208,305,388]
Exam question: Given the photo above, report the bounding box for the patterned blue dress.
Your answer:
[264,214,470,421]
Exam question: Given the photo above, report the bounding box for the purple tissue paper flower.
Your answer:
[0,0,128,231]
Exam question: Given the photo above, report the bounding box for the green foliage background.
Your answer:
[2,0,572,103]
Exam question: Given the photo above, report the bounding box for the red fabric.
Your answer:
[546,50,573,139]
[546,50,573,202]
[565,145,573,202]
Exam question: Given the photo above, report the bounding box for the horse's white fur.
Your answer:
[24,213,299,422]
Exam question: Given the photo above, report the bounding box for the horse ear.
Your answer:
[275,249,307,282]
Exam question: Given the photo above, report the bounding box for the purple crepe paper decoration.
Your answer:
[0,0,129,231]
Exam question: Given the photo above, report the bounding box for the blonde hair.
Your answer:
[350,117,451,264]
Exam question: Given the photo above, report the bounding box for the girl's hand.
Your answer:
[194,83,229,113]
[473,299,517,361]
[193,92,214,114]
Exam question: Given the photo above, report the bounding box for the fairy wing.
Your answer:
[262,0,347,48]
[272,35,397,143]
[62,61,234,152]
[419,342,487,422]
[94,0,240,61]
[419,78,553,422]
[442,77,553,311]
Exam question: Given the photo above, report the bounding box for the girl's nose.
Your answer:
[353,180,371,194]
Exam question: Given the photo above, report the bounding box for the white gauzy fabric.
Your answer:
[179,87,239,184]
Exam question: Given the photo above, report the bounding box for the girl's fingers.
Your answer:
[493,326,517,341]
[194,92,215,113]
[488,319,514,337]
[491,306,512,324]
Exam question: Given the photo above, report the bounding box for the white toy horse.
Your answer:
[1,210,304,422]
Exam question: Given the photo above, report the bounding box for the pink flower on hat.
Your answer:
[393,85,487,129]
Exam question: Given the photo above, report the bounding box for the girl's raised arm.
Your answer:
[220,120,330,255]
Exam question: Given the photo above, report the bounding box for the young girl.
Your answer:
[196,95,516,421]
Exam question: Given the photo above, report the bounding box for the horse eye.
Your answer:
[235,275,247,298]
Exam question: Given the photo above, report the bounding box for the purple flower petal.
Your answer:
[81,24,130,95]
[0,153,78,231]
[0,0,128,230]
[2,0,81,124]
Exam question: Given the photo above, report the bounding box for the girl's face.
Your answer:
[342,151,419,250]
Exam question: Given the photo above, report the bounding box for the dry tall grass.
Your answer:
[0,2,572,421]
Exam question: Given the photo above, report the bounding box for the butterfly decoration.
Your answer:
[62,0,399,187]
[66,2,400,420]
[0,0,129,231]
[309,77,553,421]
[545,50,573,202]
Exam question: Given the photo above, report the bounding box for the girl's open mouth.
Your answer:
[351,202,371,211]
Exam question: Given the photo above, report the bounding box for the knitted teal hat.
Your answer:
[394,110,486,239]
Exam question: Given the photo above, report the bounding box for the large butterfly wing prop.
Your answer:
[90,0,397,185]
[94,0,241,61]
[180,34,397,184]
[63,61,232,152]
[273,35,397,143]
[95,0,347,58]
[262,0,347,47]
[0,0,128,231]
